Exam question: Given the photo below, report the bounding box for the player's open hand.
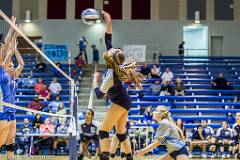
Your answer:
[134,150,146,157]
[101,10,111,22]
[93,72,101,83]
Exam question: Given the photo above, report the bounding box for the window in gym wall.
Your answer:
[187,0,206,20]
[0,0,12,17]
[47,0,66,19]
[75,0,94,19]
[132,0,150,19]
[103,0,122,19]
[215,0,233,20]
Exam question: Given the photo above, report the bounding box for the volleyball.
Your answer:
[81,8,100,25]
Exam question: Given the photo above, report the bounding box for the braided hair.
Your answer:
[103,48,142,89]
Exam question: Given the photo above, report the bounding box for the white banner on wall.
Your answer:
[123,45,146,62]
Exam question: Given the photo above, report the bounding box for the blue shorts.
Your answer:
[170,146,189,160]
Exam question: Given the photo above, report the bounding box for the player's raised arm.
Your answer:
[13,45,24,80]
[102,10,112,34]
[102,11,113,50]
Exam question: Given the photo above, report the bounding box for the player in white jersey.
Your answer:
[135,106,189,160]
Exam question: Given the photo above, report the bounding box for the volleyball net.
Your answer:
[0,9,78,159]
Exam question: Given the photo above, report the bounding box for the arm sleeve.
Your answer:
[94,69,113,99]
[78,120,84,140]
[230,129,234,138]
[93,121,100,135]
[216,128,221,139]
[232,124,239,142]
[105,33,112,50]
[58,83,62,91]
[210,127,214,135]
[232,124,237,136]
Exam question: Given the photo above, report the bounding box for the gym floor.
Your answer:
[0,156,236,160]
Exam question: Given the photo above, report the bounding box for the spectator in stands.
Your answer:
[160,80,173,96]
[150,81,161,96]
[35,59,46,72]
[178,41,185,57]
[140,63,151,78]
[176,118,186,138]
[75,55,86,70]
[201,120,217,158]
[216,121,234,159]
[53,62,62,77]
[91,44,99,64]
[189,125,207,158]
[17,72,37,88]
[77,36,88,64]
[32,113,44,133]
[38,118,55,154]
[143,106,153,123]
[212,73,233,90]
[38,84,51,100]
[49,77,62,98]
[18,118,33,154]
[78,109,100,160]
[28,97,45,112]
[174,78,185,96]
[34,38,43,50]
[56,103,67,124]
[49,115,58,127]
[34,78,45,93]
[48,95,63,113]
[232,112,240,159]
[201,120,214,139]
[54,121,69,152]
[161,68,174,82]
[151,64,160,78]
[71,68,81,83]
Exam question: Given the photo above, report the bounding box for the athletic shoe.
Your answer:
[226,154,230,158]
[211,153,216,159]
[222,154,226,159]
[202,154,207,158]
[189,154,193,159]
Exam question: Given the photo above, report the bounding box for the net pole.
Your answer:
[69,93,78,160]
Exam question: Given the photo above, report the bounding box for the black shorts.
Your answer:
[170,146,189,160]
[111,94,131,110]
[81,136,100,148]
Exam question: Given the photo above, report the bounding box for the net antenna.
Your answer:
[0,9,77,160]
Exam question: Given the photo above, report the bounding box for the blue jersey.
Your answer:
[216,127,233,140]
[79,119,99,138]
[0,67,17,120]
